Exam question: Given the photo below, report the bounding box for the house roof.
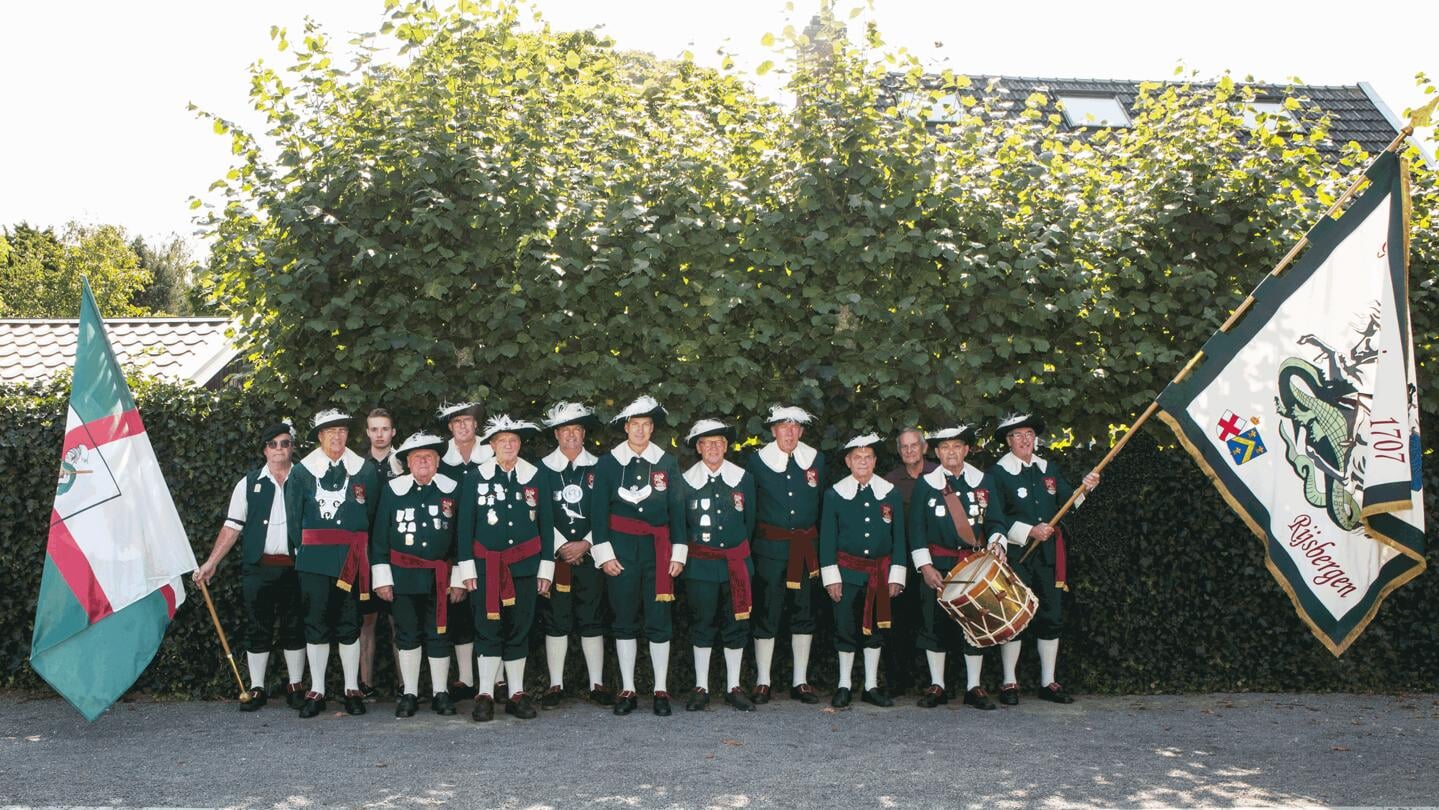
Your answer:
[0,317,241,387]
[911,75,1403,158]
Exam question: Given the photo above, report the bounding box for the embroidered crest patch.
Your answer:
[352,484,366,505]
[880,503,893,524]
[651,471,668,492]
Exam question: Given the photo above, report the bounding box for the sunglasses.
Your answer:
[265,439,293,449]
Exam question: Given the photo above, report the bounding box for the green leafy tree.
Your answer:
[0,222,153,318]
[129,235,203,315]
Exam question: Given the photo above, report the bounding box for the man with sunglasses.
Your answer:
[194,422,308,712]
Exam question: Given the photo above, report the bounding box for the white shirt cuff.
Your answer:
[591,541,617,567]
[670,544,688,565]
[888,564,907,587]
[1006,522,1033,546]
[537,560,555,582]
[988,532,1007,546]
[454,559,477,585]
[371,564,394,590]
[223,518,245,532]
[820,564,842,587]
[911,548,934,570]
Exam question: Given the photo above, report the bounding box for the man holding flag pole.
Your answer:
[30,278,198,721]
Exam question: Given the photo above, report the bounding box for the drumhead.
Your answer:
[939,552,996,601]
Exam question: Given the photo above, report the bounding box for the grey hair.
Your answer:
[895,427,927,450]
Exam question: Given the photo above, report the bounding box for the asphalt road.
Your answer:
[1,691,1435,808]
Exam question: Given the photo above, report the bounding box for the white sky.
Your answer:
[1,0,1435,251]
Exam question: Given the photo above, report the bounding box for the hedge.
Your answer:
[3,377,1435,702]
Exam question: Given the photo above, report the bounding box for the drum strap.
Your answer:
[940,485,982,549]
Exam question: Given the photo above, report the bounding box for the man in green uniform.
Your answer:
[745,405,826,705]
[437,402,492,703]
[537,402,613,709]
[820,434,907,709]
[455,415,553,722]
[194,422,307,711]
[359,407,402,700]
[680,419,757,713]
[292,408,381,718]
[590,396,687,717]
[906,424,1000,710]
[981,413,1100,706]
[371,432,459,717]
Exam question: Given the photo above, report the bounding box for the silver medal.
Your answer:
[404,533,414,545]
[563,484,584,503]
[934,505,945,518]
[487,510,499,526]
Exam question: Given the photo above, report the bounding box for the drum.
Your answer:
[937,552,1037,647]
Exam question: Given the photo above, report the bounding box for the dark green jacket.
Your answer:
[907,463,996,572]
[745,440,825,560]
[537,447,600,557]
[980,452,1080,567]
[819,475,908,589]
[680,459,756,583]
[226,466,303,565]
[293,448,380,578]
[589,442,687,568]
[455,458,554,581]
[371,473,459,594]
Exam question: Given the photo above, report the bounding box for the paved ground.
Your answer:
[1,691,1435,808]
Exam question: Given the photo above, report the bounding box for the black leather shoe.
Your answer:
[505,691,538,719]
[789,684,819,704]
[964,687,997,710]
[286,683,307,710]
[861,688,894,707]
[1038,682,1075,704]
[450,681,477,701]
[686,687,710,712]
[540,685,564,709]
[652,691,673,717]
[432,691,456,715]
[588,684,615,706]
[239,687,266,712]
[725,687,756,712]
[343,690,367,716]
[298,692,326,718]
[830,687,852,708]
[395,693,418,717]
[359,681,378,700]
[613,690,638,716]
[471,695,495,722]
[750,684,772,705]
[916,685,947,708]
[999,683,1020,706]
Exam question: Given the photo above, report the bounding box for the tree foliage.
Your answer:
[0,222,153,318]
[129,235,208,315]
[200,1,1437,449]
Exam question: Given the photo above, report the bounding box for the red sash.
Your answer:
[607,515,675,602]
[301,529,370,600]
[258,553,294,568]
[1054,526,1068,592]
[553,559,573,593]
[837,551,892,635]
[756,522,819,589]
[688,539,753,620]
[390,551,452,633]
[472,537,542,620]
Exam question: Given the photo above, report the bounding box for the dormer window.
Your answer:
[899,90,963,124]
[1057,94,1131,128]
[1239,100,1301,131]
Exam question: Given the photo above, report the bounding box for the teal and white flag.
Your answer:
[1157,152,1425,655]
[29,279,197,720]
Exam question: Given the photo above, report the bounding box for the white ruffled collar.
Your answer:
[300,447,366,478]
[541,447,599,473]
[831,474,894,501]
[443,439,494,467]
[682,459,746,489]
[756,440,818,474]
[476,457,539,485]
[996,452,1047,475]
[922,462,984,490]
[388,473,458,496]
[610,442,665,465]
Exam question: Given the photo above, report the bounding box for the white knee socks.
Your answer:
[616,639,638,692]
[397,648,422,696]
[545,635,567,688]
[1001,640,1021,685]
[581,636,605,687]
[306,643,330,696]
[692,646,712,691]
[504,657,526,695]
[791,634,813,686]
[338,641,360,693]
[1038,638,1059,687]
[650,641,670,693]
[863,647,881,691]
[724,647,743,692]
[837,651,855,689]
[925,650,945,688]
[965,654,983,691]
[246,651,269,689]
[428,656,450,694]
[478,655,501,696]
[454,642,475,686]
[283,648,305,685]
[754,637,775,686]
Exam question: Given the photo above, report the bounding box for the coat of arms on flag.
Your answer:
[1156,151,1425,656]
[1216,410,1267,466]
[29,279,197,720]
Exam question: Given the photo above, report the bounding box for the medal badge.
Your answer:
[524,487,539,508]
[732,491,744,511]
[1043,476,1057,495]
[352,484,366,505]
[562,484,583,504]
[487,509,500,526]
[881,503,893,524]
[586,471,596,488]
[651,471,668,492]
[441,498,454,519]
[805,468,819,487]
[1017,487,1028,499]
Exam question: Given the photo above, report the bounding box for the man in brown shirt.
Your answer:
[880,427,936,696]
